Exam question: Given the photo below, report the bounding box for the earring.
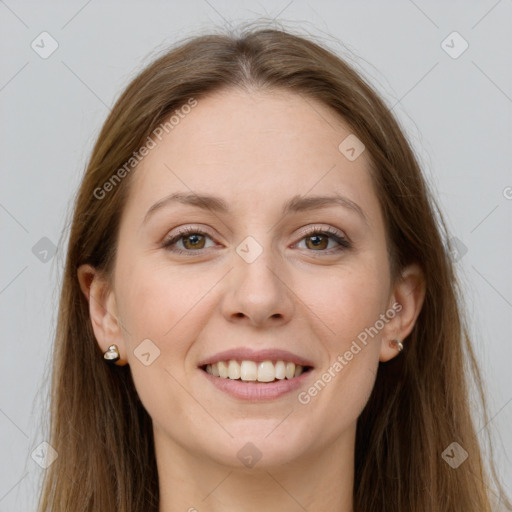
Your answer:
[390,339,404,352]
[103,344,122,365]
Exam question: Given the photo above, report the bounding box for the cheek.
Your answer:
[298,260,386,405]
[115,260,226,406]
[310,263,388,344]
[296,275,383,446]
[117,259,218,343]
[114,264,217,432]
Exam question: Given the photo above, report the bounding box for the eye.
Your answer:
[162,227,216,254]
[162,225,351,256]
[294,226,351,253]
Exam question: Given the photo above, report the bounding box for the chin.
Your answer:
[198,425,310,470]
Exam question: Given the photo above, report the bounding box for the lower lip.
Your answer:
[200,368,313,401]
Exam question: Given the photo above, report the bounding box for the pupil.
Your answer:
[308,235,327,249]
[186,234,203,248]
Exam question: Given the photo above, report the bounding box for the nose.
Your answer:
[220,242,295,328]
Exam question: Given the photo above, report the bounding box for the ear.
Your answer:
[77,264,128,366]
[379,262,426,362]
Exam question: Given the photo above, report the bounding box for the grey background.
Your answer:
[1,1,511,510]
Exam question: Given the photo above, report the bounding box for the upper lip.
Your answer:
[197,348,315,368]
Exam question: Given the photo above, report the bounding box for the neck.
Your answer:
[155,424,355,512]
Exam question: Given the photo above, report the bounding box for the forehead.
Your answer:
[125,88,378,224]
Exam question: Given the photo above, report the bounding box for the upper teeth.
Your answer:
[204,360,305,382]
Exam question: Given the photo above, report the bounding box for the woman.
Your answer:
[37,25,511,511]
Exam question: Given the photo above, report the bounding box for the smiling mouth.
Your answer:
[200,360,313,383]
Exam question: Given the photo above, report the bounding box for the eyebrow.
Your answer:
[143,191,368,226]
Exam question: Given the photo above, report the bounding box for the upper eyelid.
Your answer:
[165,224,346,238]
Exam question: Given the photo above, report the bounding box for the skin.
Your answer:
[78,88,426,512]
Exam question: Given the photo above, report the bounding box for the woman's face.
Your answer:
[95,88,414,468]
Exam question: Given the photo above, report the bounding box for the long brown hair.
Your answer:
[36,23,511,511]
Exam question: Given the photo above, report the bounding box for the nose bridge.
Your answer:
[223,232,293,325]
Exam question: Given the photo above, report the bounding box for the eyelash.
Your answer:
[161,225,351,256]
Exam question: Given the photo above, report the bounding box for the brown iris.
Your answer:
[182,233,206,250]
[305,234,329,250]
